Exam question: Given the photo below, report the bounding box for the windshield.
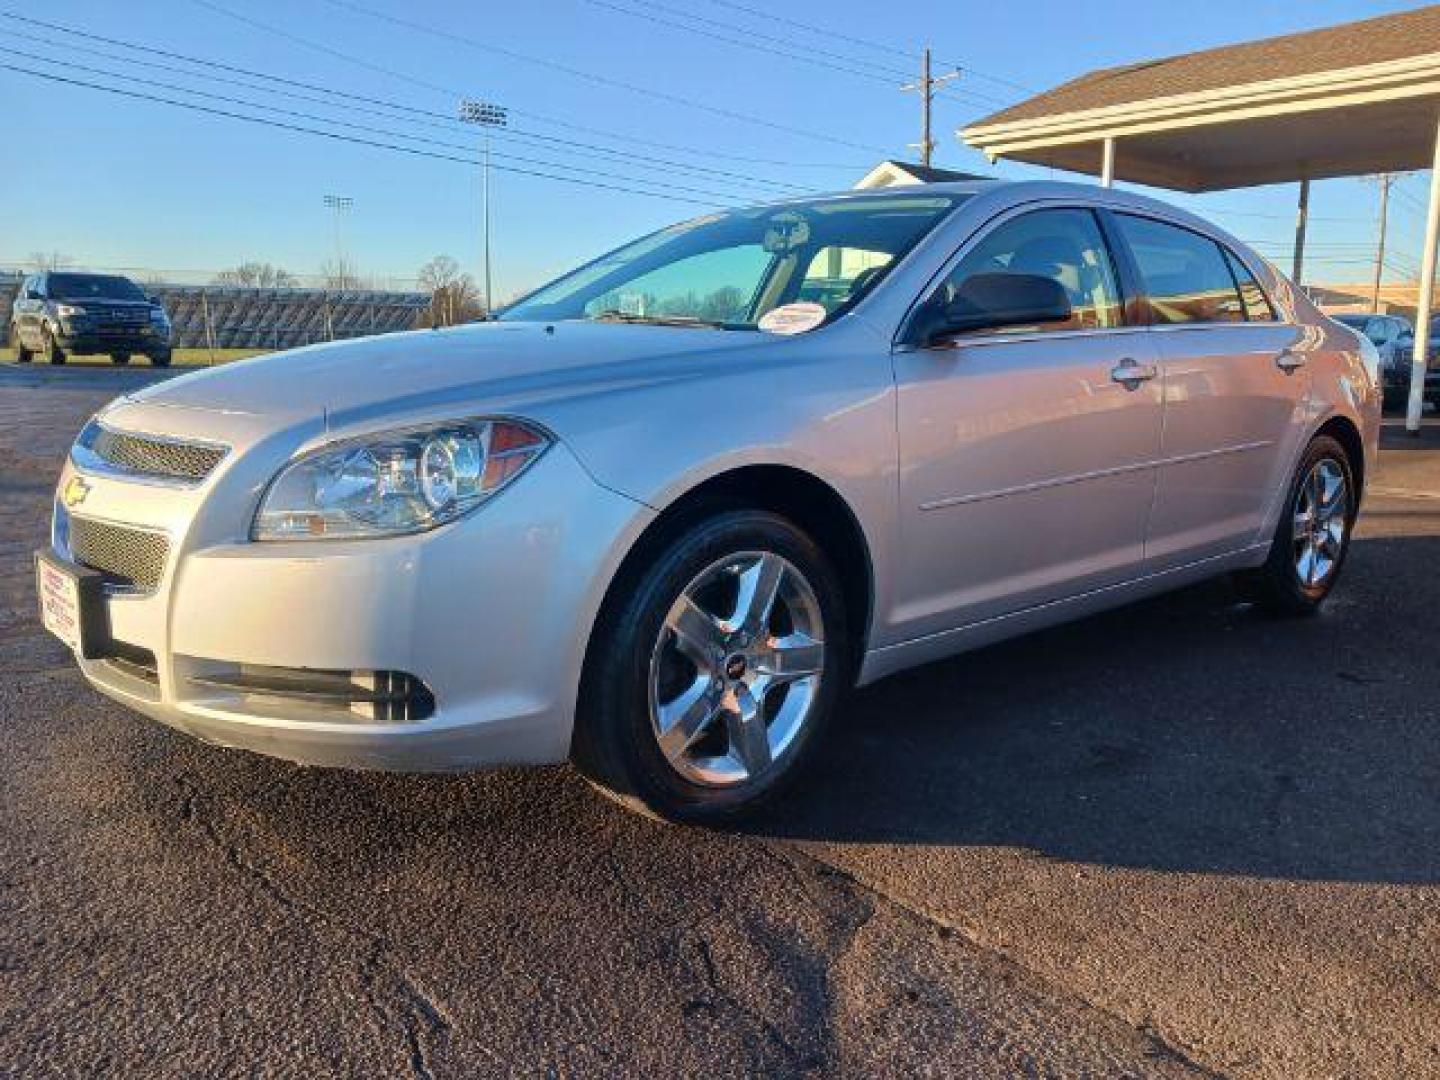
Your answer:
[500,193,964,329]
[48,273,147,302]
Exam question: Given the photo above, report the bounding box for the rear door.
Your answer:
[891,205,1165,639]
[1110,213,1310,569]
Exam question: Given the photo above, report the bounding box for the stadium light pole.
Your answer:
[323,194,354,289]
[459,99,508,316]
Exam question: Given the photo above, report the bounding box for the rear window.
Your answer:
[1221,248,1275,322]
[1115,214,1247,325]
[47,274,147,302]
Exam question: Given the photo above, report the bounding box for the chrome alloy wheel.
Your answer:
[1293,458,1349,588]
[648,551,826,787]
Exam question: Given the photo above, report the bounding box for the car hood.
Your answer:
[122,321,769,426]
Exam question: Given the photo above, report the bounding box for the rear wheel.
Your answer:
[1233,434,1355,615]
[573,509,849,823]
[110,353,131,365]
[149,350,172,368]
[42,327,65,365]
[9,324,31,364]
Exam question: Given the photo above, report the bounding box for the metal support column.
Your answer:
[1293,178,1310,286]
[1100,137,1115,188]
[1406,115,1440,433]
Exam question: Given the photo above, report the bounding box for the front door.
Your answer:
[891,206,1165,641]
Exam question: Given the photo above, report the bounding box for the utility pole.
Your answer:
[1370,173,1393,313]
[901,47,958,167]
[459,99,509,317]
[323,194,353,289]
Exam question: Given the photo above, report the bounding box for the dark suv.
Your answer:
[9,272,172,366]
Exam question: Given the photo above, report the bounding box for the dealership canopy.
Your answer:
[961,5,1440,431]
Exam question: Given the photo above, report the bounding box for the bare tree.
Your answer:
[28,251,73,271]
[319,256,364,291]
[417,255,483,327]
[214,261,296,288]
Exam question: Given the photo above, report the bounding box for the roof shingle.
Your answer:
[972,5,1440,128]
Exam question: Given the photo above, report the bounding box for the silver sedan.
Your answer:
[37,180,1381,821]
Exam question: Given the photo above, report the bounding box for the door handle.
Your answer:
[1110,357,1158,390]
[1276,350,1307,373]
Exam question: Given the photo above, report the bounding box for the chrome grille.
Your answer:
[68,517,170,593]
[78,422,227,482]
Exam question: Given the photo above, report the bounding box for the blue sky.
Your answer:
[1,0,1427,298]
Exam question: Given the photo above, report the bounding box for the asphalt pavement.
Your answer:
[3,362,1439,1078]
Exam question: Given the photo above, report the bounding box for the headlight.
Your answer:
[56,304,86,318]
[252,419,550,541]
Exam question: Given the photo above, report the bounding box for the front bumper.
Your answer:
[51,403,653,771]
[57,325,169,354]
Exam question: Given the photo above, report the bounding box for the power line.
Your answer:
[157,3,865,171]
[589,0,1013,110]
[0,61,738,207]
[0,46,767,205]
[696,0,1035,97]
[1,21,808,197]
[584,0,909,83]
[315,0,891,155]
[1,7,855,177]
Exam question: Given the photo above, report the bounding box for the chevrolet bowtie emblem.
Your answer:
[62,476,91,509]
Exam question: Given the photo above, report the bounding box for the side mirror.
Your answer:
[917,272,1073,345]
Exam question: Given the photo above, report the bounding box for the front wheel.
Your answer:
[573,509,849,823]
[9,324,31,364]
[1233,434,1355,615]
[110,353,131,365]
[42,328,65,365]
[148,351,172,368]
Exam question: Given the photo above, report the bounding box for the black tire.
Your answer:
[9,324,31,364]
[573,508,850,824]
[110,353,131,366]
[149,351,172,368]
[42,327,65,365]
[1232,434,1356,616]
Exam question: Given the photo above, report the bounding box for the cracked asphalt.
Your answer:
[3,364,1439,1078]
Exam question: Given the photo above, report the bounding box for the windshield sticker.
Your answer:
[758,302,827,335]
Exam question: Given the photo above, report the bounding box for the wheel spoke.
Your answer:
[753,632,824,684]
[725,687,772,776]
[729,554,785,635]
[1297,545,1315,586]
[656,676,720,762]
[666,593,725,667]
[1320,476,1347,522]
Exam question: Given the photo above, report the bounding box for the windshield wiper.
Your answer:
[589,309,728,329]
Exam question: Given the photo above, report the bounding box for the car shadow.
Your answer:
[737,532,1440,885]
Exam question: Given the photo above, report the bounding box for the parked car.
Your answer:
[36,181,1380,821]
[1330,312,1435,408]
[9,272,172,366]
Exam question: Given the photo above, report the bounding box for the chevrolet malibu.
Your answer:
[37,181,1380,821]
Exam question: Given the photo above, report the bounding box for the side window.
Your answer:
[1115,214,1246,325]
[1221,247,1276,322]
[797,246,893,312]
[931,208,1123,335]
